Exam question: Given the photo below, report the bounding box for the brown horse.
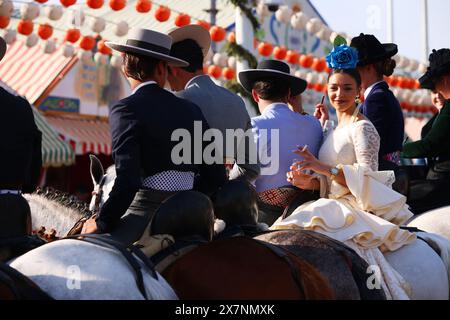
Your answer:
[160,236,335,300]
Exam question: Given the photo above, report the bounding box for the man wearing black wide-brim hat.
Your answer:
[350,33,404,172]
[81,28,227,243]
[238,60,323,225]
[401,48,450,213]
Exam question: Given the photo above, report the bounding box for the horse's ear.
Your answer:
[89,154,104,186]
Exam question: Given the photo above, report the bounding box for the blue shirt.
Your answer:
[251,103,323,192]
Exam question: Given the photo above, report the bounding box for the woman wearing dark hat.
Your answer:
[350,33,404,171]
[401,48,450,213]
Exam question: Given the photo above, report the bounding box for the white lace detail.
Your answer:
[351,121,380,171]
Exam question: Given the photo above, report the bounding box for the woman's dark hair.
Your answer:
[374,58,396,77]
[253,78,290,101]
[123,52,161,81]
[328,68,362,87]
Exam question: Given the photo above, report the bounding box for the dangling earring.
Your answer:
[355,95,361,105]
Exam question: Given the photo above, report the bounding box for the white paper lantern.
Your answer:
[306,18,322,35]
[26,34,38,48]
[418,63,428,74]
[419,94,432,106]
[317,74,327,85]
[275,6,292,24]
[94,52,109,65]
[44,5,63,21]
[400,89,412,102]
[227,56,236,69]
[391,88,399,97]
[0,0,13,18]
[397,56,410,69]
[295,70,308,80]
[213,53,227,68]
[205,47,214,62]
[115,21,129,37]
[77,50,93,64]
[256,2,270,18]
[43,39,56,54]
[407,59,420,72]
[316,26,332,42]
[306,72,318,84]
[89,17,105,33]
[411,94,422,106]
[290,12,309,30]
[68,8,85,27]
[62,43,75,57]
[110,55,123,69]
[1,28,16,44]
[20,3,40,21]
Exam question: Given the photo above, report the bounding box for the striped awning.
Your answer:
[32,108,76,168]
[45,116,112,156]
[0,40,75,105]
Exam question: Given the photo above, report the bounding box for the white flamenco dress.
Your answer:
[271,116,417,300]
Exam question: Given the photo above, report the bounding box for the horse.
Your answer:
[406,206,450,241]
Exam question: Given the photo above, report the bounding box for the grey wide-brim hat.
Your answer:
[105,28,189,67]
[168,24,211,59]
[239,60,307,96]
[0,36,6,62]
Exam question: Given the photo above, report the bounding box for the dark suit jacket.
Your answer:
[0,87,42,193]
[361,81,404,164]
[97,83,227,232]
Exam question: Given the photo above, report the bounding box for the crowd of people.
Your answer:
[1,22,450,300]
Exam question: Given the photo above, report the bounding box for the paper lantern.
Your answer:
[43,39,56,54]
[1,28,16,44]
[212,53,227,68]
[291,12,309,30]
[407,59,419,72]
[110,55,123,68]
[286,50,299,65]
[0,15,9,29]
[418,63,428,74]
[109,0,126,11]
[222,67,235,80]
[65,28,80,43]
[227,56,236,69]
[60,0,77,7]
[311,57,327,72]
[174,13,190,27]
[258,42,273,57]
[155,5,170,22]
[210,26,226,42]
[68,8,85,27]
[306,18,322,34]
[0,0,13,17]
[299,54,314,68]
[256,3,270,18]
[208,65,222,79]
[89,17,106,33]
[44,5,63,21]
[115,20,128,37]
[316,26,332,41]
[314,83,324,92]
[227,31,235,43]
[87,0,104,9]
[17,20,33,36]
[275,6,292,24]
[197,20,210,31]
[97,40,112,55]
[35,0,48,3]
[38,23,53,40]
[135,0,151,13]
[26,33,38,47]
[78,50,93,63]
[62,43,75,57]
[79,35,96,51]
[273,46,287,60]
[306,72,318,84]
[94,52,109,65]
[20,3,40,21]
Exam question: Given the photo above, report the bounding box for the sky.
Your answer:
[309,0,450,63]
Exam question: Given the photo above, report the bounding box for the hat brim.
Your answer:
[357,43,398,66]
[168,25,211,59]
[105,42,189,67]
[419,72,435,90]
[238,69,307,96]
[0,37,6,62]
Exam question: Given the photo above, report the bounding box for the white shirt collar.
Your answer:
[364,81,385,99]
[185,75,207,89]
[132,80,157,94]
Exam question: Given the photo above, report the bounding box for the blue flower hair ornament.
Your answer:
[326,45,359,70]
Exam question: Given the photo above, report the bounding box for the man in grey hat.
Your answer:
[0,36,42,242]
[82,28,227,244]
[167,25,260,183]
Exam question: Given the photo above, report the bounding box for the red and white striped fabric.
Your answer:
[45,116,112,156]
[0,40,74,104]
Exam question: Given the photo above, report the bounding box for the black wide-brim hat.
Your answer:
[420,48,450,89]
[238,60,307,96]
[350,33,398,67]
[419,72,434,90]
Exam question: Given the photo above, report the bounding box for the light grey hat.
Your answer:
[105,28,189,67]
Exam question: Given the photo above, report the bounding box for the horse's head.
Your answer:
[149,191,215,242]
[89,155,116,214]
[212,180,259,227]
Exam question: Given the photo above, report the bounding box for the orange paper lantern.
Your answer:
[312,58,327,72]
[197,20,210,31]
[227,31,235,43]
[397,77,408,89]
[34,0,48,3]
[389,76,399,87]
[286,50,299,65]
[109,0,126,11]
[17,20,34,36]
[208,65,222,79]
[210,26,226,42]
[155,6,171,22]
[222,67,235,80]
[258,42,273,57]
[38,24,53,40]
[0,16,10,29]
[135,0,151,13]
[65,28,81,43]
[87,0,104,9]
[60,0,76,7]
[299,54,314,68]
[97,40,112,55]
[273,46,287,60]
[174,13,190,27]
[79,36,96,51]
[314,83,324,92]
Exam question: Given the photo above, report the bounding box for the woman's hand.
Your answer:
[287,167,319,190]
[293,146,332,176]
[314,101,329,128]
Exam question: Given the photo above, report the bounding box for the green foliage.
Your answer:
[229,0,261,33]
[333,35,348,47]
[224,42,258,69]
